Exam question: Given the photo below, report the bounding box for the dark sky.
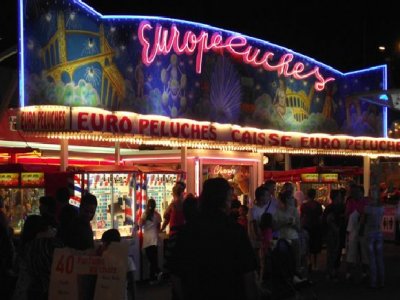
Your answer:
[1,0,400,79]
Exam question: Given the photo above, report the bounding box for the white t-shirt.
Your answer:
[347,210,360,241]
[249,199,278,224]
[141,211,162,248]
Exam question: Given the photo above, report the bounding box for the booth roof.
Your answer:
[67,164,184,174]
[0,163,59,173]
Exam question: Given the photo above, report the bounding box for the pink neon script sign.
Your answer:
[138,21,335,91]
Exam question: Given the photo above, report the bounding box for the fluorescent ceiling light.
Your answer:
[0,140,138,155]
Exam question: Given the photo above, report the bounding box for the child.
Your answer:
[100,229,136,300]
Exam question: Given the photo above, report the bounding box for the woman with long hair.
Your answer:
[140,198,162,283]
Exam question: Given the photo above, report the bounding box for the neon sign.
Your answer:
[138,21,335,91]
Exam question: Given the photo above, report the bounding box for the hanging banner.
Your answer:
[300,173,319,183]
[0,173,19,187]
[21,172,45,187]
[320,173,338,182]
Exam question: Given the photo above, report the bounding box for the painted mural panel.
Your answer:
[21,0,385,136]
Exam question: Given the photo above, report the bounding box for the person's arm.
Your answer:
[138,211,146,227]
[161,204,172,232]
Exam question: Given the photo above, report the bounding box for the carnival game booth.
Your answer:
[69,164,184,280]
[264,166,363,207]
[123,148,259,205]
[0,163,75,234]
[67,165,139,239]
[13,0,400,233]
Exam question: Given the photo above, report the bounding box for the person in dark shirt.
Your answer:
[300,188,323,271]
[167,177,258,300]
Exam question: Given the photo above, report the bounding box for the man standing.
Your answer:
[79,193,98,224]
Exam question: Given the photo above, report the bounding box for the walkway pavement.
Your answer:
[136,242,400,300]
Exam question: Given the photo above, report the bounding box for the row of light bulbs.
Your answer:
[26,131,400,158]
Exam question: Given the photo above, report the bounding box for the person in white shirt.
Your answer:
[140,198,162,283]
[249,185,277,280]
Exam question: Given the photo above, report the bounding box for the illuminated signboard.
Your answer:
[21,172,45,187]
[300,173,319,183]
[20,0,387,137]
[320,173,338,182]
[0,173,19,187]
[16,105,400,155]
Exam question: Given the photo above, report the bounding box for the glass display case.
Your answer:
[145,173,179,222]
[0,172,45,235]
[86,172,136,240]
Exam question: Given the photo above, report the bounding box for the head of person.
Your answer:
[56,187,71,206]
[39,196,56,217]
[145,198,156,221]
[183,193,198,223]
[199,177,233,215]
[172,181,186,201]
[79,193,98,223]
[281,182,294,196]
[264,180,277,197]
[306,188,317,202]
[329,189,341,205]
[20,215,48,247]
[230,197,241,214]
[101,228,121,249]
[255,185,270,206]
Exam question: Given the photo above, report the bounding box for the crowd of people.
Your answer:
[0,188,136,300]
[158,179,387,299]
[0,178,388,300]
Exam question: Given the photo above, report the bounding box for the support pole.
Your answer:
[284,154,291,171]
[363,156,371,196]
[115,141,120,166]
[60,139,68,172]
[181,147,187,179]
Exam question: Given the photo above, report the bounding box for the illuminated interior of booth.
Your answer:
[264,166,363,206]
[68,165,184,239]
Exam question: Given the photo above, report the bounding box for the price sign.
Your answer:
[49,243,128,300]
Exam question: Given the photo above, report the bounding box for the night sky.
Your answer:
[1,0,400,84]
